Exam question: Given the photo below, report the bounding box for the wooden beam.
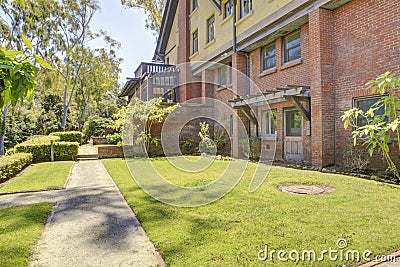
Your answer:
[239,106,258,124]
[264,90,278,94]
[286,85,311,89]
[284,95,311,121]
[276,87,290,91]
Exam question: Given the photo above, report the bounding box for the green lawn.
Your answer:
[0,203,54,267]
[0,161,73,194]
[103,157,400,267]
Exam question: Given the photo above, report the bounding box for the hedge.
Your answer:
[0,153,33,182]
[50,131,83,144]
[14,137,79,163]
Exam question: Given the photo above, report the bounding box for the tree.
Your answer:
[121,0,165,33]
[0,42,51,154]
[119,97,177,151]
[342,72,400,180]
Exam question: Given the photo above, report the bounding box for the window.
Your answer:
[262,110,277,137]
[224,0,234,18]
[240,0,252,18]
[192,30,198,54]
[207,16,215,43]
[285,109,302,136]
[218,65,227,87]
[153,87,164,99]
[261,42,276,71]
[192,0,198,11]
[165,57,169,64]
[354,96,385,127]
[283,31,301,63]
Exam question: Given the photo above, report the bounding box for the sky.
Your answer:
[89,0,156,85]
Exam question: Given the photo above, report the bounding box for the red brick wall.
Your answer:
[309,8,335,167]
[333,0,400,168]
[249,24,311,94]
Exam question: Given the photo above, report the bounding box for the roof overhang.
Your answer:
[118,78,140,98]
[153,0,178,61]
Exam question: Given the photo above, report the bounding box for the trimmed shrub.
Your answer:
[50,131,83,144]
[14,136,78,163]
[0,153,33,182]
[106,133,122,145]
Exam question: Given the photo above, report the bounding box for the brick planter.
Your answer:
[97,145,124,159]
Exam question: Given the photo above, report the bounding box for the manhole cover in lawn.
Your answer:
[281,185,325,195]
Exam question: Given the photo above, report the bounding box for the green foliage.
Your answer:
[342,72,400,180]
[14,136,78,162]
[180,136,197,155]
[82,115,112,142]
[0,152,32,182]
[50,131,83,144]
[124,97,178,150]
[198,121,216,154]
[106,132,122,145]
[4,105,38,149]
[241,136,261,160]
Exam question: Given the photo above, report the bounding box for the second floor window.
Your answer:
[192,30,198,54]
[224,0,234,18]
[261,42,276,71]
[192,0,198,11]
[207,16,215,43]
[283,31,301,63]
[240,0,252,18]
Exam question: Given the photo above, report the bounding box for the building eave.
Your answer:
[153,0,178,62]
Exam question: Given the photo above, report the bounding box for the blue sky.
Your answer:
[90,0,156,84]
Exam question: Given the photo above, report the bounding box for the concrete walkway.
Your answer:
[0,159,164,267]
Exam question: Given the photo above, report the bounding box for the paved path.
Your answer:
[0,159,164,267]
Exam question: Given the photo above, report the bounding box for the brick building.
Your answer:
[121,0,400,168]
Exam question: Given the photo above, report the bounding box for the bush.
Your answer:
[50,131,83,144]
[82,115,112,143]
[241,136,261,160]
[0,153,33,182]
[14,137,78,163]
[106,133,122,145]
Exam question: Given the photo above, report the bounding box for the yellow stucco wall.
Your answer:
[189,0,292,62]
[165,8,179,65]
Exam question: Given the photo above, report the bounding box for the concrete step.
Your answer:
[76,154,99,160]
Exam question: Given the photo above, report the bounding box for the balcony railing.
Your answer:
[134,62,177,79]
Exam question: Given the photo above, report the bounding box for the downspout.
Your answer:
[233,0,237,52]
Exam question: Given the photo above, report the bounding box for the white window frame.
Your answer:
[240,0,252,18]
[261,110,277,138]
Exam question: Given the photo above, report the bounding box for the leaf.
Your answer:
[16,0,25,9]
[33,55,54,70]
[21,35,33,50]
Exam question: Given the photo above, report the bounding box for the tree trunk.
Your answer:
[62,85,68,131]
[78,101,87,131]
[0,104,10,155]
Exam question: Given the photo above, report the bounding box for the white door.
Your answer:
[284,109,303,161]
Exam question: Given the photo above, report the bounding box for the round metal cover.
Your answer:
[281,185,325,195]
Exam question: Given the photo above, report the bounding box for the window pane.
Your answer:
[192,31,198,54]
[284,31,301,63]
[270,110,277,135]
[262,43,276,71]
[288,46,301,62]
[224,0,233,18]
[153,87,164,98]
[207,16,215,43]
[355,97,385,127]
[218,66,227,86]
[286,110,302,136]
[240,0,252,18]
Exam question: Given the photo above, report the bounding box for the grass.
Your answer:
[103,157,400,266]
[0,203,54,267]
[0,161,73,194]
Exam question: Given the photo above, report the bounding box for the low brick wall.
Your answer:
[98,145,124,159]
[93,137,107,145]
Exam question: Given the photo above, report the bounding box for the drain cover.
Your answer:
[281,185,325,195]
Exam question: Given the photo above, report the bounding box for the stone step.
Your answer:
[76,154,99,159]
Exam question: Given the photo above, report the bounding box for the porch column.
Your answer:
[231,53,249,157]
[309,8,335,167]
